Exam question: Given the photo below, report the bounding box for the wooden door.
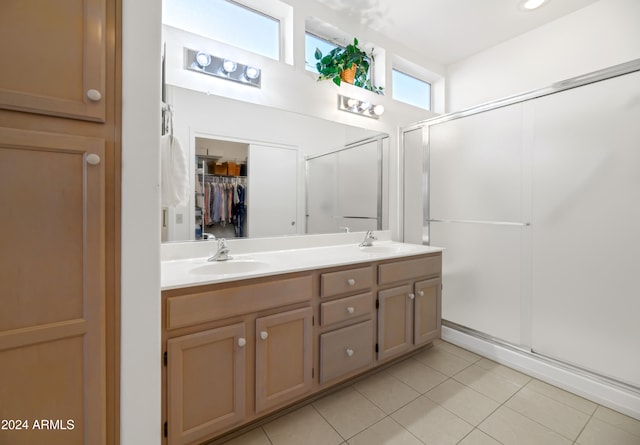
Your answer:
[0,0,106,121]
[167,323,247,445]
[377,285,413,361]
[414,278,441,346]
[255,307,313,413]
[0,127,105,445]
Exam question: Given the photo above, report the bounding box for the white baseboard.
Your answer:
[442,326,640,421]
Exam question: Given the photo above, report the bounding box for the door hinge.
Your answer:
[375,343,379,353]
[375,299,379,309]
[163,351,167,366]
[312,315,315,326]
[164,421,168,438]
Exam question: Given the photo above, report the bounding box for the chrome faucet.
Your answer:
[359,230,377,247]
[208,238,232,261]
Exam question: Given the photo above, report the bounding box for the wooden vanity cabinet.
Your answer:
[377,254,442,362]
[163,273,314,445]
[162,252,443,445]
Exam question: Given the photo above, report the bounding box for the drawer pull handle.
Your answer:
[260,331,268,340]
[347,278,356,286]
[238,337,246,347]
[418,290,425,297]
[346,306,355,315]
[408,293,415,300]
[346,348,354,357]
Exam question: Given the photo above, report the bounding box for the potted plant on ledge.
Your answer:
[314,38,383,94]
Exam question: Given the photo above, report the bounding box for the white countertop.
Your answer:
[161,241,443,290]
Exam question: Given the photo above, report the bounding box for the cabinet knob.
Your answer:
[86,153,101,166]
[418,290,425,297]
[260,331,268,340]
[346,348,354,357]
[408,293,415,300]
[86,89,102,101]
[238,337,246,347]
[347,278,356,286]
[346,306,355,315]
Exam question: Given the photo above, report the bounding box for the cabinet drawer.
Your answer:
[378,255,441,285]
[320,320,373,383]
[320,266,373,298]
[320,292,373,326]
[167,275,313,330]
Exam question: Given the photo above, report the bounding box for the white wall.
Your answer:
[121,0,162,444]
[446,0,640,112]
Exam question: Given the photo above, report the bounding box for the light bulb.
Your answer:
[346,97,358,108]
[245,66,260,80]
[522,0,545,10]
[372,104,385,116]
[222,59,237,73]
[359,101,371,112]
[195,51,211,68]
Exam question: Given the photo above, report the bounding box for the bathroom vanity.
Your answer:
[161,241,442,445]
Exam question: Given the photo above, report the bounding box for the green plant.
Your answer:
[314,38,383,94]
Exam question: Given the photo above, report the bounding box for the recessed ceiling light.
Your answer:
[522,0,546,10]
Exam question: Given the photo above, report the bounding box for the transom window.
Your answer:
[392,69,431,110]
[163,0,280,61]
[304,33,340,73]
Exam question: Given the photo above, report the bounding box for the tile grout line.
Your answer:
[572,407,598,445]
[310,390,359,443]
[259,426,275,445]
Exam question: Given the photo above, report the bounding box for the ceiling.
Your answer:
[311,0,601,65]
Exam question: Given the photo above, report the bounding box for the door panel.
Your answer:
[377,285,412,361]
[414,278,441,346]
[0,0,106,121]
[247,144,297,237]
[167,323,246,445]
[255,307,312,413]
[0,127,105,445]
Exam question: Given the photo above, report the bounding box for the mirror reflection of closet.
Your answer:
[195,137,248,240]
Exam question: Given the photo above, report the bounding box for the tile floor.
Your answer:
[220,340,640,445]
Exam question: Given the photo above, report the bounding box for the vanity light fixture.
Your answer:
[185,48,261,88]
[338,94,384,119]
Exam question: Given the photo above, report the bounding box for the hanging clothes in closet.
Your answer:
[199,175,247,237]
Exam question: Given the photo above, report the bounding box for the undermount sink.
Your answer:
[358,244,416,255]
[190,260,269,275]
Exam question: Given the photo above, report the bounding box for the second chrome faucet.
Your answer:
[208,238,232,261]
[359,230,377,247]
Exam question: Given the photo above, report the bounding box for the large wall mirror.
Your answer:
[162,85,389,242]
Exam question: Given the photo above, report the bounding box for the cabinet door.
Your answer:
[0,127,105,445]
[414,278,441,346]
[255,307,313,413]
[0,0,106,121]
[377,285,413,361]
[167,323,246,445]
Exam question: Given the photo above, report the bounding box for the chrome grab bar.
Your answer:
[427,218,530,227]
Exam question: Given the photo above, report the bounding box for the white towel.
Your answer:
[160,134,189,207]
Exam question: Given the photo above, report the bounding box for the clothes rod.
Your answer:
[428,218,530,227]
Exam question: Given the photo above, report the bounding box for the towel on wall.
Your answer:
[160,134,189,207]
